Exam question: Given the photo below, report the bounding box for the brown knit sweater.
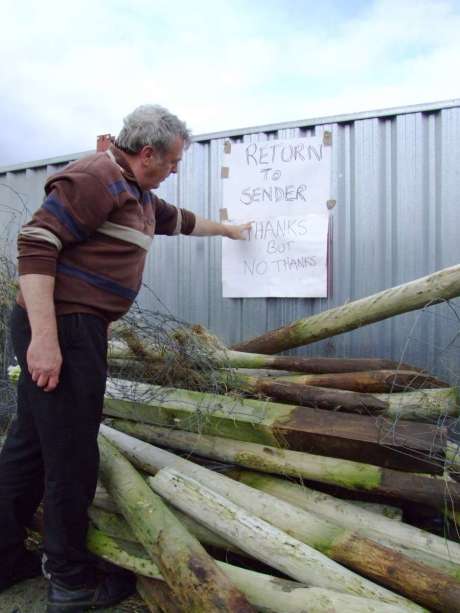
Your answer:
[17,146,196,321]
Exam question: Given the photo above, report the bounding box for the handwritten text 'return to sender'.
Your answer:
[240,142,323,206]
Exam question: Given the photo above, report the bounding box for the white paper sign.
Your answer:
[221,135,332,298]
[222,136,331,218]
[222,214,329,298]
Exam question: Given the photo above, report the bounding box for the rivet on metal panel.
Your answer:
[219,208,229,222]
[323,131,332,146]
[221,167,230,179]
[327,199,336,210]
[224,141,232,154]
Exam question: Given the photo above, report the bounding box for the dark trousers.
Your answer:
[0,304,107,587]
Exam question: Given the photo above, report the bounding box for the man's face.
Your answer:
[141,136,184,190]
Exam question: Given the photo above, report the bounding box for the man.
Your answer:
[0,105,251,612]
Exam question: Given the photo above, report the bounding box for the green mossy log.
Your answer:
[150,467,424,610]
[226,373,458,420]
[103,379,444,473]
[108,340,413,374]
[272,370,449,392]
[89,503,242,555]
[107,420,457,510]
[228,469,460,580]
[232,264,460,354]
[100,425,454,611]
[98,435,255,613]
[90,525,410,613]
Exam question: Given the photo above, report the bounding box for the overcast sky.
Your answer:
[1,0,459,167]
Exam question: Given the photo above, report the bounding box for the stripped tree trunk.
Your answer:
[272,370,449,393]
[107,362,456,420]
[98,435,255,613]
[89,504,242,555]
[222,352,416,372]
[231,264,460,353]
[228,469,460,579]
[227,374,458,420]
[150,467,423,611]
[89,525,410,613]
[99,425,458,611]
[227,374,389,414]
[221,566,411,613]
[104,379,444,473]
[108,341,414,373]
[107,420,455,509]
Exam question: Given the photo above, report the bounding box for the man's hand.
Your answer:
[224,221,254,240]
[19,273,61,393]
[27,335,62,392]
[190,215,253,239]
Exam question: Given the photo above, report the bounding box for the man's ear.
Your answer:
[139,145,154,164]
[141,145,162,166]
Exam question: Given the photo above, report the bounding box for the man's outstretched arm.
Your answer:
[191,215,252,240]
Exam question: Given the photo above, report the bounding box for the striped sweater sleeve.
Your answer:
[17,170,117,276]
[154,196,196,236]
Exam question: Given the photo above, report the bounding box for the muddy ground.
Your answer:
[0,576,149,613]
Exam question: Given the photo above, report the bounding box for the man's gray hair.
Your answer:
[115,105,191,155]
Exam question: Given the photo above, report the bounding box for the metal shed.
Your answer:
[1,99,459,381]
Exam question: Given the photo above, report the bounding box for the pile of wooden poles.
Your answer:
[89,264,460,611]
[0,264,447,610]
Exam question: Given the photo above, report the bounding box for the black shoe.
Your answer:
[0,549,43,591]
[46,572,136,613]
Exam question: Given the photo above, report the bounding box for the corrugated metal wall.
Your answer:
[1,101,459,381]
